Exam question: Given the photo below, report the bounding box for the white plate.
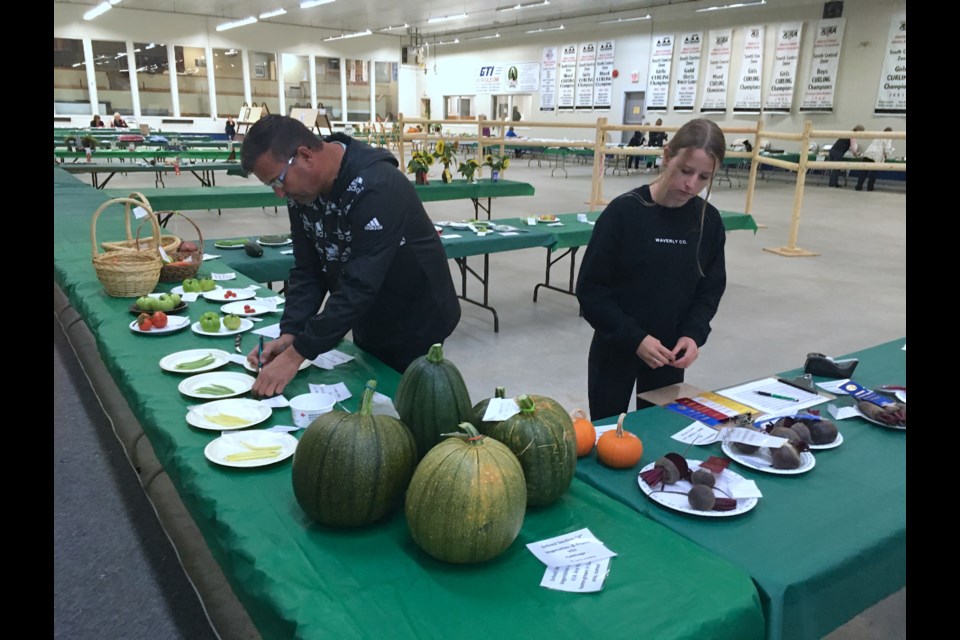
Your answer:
[851,404,906,430]
[204,431,298,468]
[220,300,277,316]
[202,288,257,302]
[242,358,312,374]
[809,431,844,450]
[191,318,255,336]
[171,284,221,295]
[257,238,292,247]
[186,398,272,431]
[637,459,759,517]
[159,348,232,374]
[128,316,190,335]
[721,440,816,475]
[178,371,256,399]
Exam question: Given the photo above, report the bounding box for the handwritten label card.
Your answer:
[526,527,617,567]
[312,349,355,370]
[211,272,237,281]
[540,558,610,593]
[308,382,352,401]
[671,422,720,445]
[724,427,787,449]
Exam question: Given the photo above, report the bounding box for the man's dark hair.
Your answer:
[240,114,323,173]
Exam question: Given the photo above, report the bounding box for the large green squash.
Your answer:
[472,386,506,432]
[405,423,527,564]
[395,343,473,459]
[480,394,577,507]
[292,380,417,528]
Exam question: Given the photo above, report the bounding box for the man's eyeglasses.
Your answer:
[265,154,297,190]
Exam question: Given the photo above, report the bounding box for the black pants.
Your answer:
[627,155,641,169]
[587,335,684,421]
[856,158,876,191]
[828,167,843,187]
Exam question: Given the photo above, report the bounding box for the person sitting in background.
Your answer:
[627,130,645,170]
[856,127,894,192]
[828,125,865,188]
[225,117,237,141]
[89,114,105,128]
[480,114,491,138]
[506,126,522,157]
[111,112,128,128]
[646,118,668,171]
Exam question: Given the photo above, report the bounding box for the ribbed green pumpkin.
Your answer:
[472,386,506,432]
[480,394,577,507]
[405,423,527,564]
[292,380,417,528]
[395,343,473,459]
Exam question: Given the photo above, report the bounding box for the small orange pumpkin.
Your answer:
[571,409,597,457]
[596,413,643,468]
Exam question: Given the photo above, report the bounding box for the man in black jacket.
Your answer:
[240,115,461,395]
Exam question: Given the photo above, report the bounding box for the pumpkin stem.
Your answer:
[425,343,445,364]
[571,408,587,420]
[440,422,485,445]
[516,394,535,414]
[616,413,627,438]
[495,386,506,399]
[359,380,377,415]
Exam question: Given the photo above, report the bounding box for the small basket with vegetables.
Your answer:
[91,197,163,297]
[100,191,181,255]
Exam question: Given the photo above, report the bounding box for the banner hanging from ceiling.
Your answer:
[575,42,597,110]
[733,26,765,113]
[672,32,703,112]
[540,46,558,111]
[800,18,846,112]
[558,44,578,110]
[764,23,803,113]
[874,12,906,115]
[700,29,732,113]
[646,34,675,112]
[593,40,615,110]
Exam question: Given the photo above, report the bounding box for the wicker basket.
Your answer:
[92,197,163,297]
[99,191,181,254]
[153,211,205,282]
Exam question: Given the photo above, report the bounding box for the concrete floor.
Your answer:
[91,150,906,638]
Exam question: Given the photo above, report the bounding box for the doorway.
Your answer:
[622,92,645,144]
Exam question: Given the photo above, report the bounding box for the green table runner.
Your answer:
[57,149,234,162]
[574,339,906,640]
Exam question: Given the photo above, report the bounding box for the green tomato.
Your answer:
[135,296,155,311]
[199,312,221,333]
[169,293,182,307]
[155,293,176,312]
[198,278,216,292]
[182,278,200,293]
[223,314,242,330]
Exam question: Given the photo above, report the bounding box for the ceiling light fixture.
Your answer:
[83,2,112,20]
[524,24,564,34]
[468,33,501,41]
[433,38,460,46]
[496,1,549,12]
[598,14,651,24]
[695,0,766,13]
[324,29,373,41]
[259,8,288,19]
[428,13,468,24]
[301,0,336,8]
[378,23,409,32]
[215,16,257,32]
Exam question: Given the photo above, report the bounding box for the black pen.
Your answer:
[257,336,264,372]
[755,390,799,402]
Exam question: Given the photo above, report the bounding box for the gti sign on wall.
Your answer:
[475,63,541,94]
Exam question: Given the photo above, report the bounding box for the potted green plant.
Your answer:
[432,139,459,183]
[406,150,434,185]
[482,153,510,182]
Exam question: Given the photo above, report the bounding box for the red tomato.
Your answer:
[136,313,153,331]
[151,311,169,329]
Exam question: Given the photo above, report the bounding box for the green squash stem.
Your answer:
[516,394,536,414]
[440,422,485,444]
[359,380,377,415]
[425,343,445,364]
[494,386,506,399]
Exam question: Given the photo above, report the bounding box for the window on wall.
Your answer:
[375,61,398,121]
[213,47,243,118]
[175,45,210,117]
[250,51,278,115]
[444,96,475,120]
[91,39,133,116]
[134,42,172,116]
[345,59,370,122]
[54,37,90,115]
[316,57,342,120]
[283,54,309,112]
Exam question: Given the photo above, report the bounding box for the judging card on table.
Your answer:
[308,382,352,401]
[540,558,610,593]
[672,422,721,445]
[526,527,617,567]
[211,272,237,281]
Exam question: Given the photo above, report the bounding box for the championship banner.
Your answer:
[800,18,846,112]
[575,42,597,110]
[646,34,675,112]
[593,40,615,110]
[875,13,906,115]
[733,26,764,113]
[700,29,732,113]
[540,46,558,111]
[558,43,578,110]
[672,32,703,112]
[764,23,803,113]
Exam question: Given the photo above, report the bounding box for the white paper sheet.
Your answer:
[267,424,300,433]
[482,398,521,422]
[260,395,289,408]
[180,292,200,302]
[816,379,851,394]
[727,479,763,499]
[312,349,355,370]
[540,558,610,593]
[724,427,788,449]
[827,404,863,421]
[441,234,462,239]
[671,422,720,445]
[308,382,352,401]
[370,392,400,418]
[716,377,828,414]
[211,272,237,281]
[202,253,221,261]
[593,422,618,444]
[252,323,281,338]
[526,527,617,567]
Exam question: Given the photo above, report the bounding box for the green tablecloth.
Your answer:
[104,186,285,211]
[54,165,766,640]
[57,149,234,162]
[412,178,536,202]
[575,339,906,640]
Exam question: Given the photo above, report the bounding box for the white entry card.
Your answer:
[526,527,617,567]
[671,422,720,445]
[724,427,787,449]
[211,272,237,281]
[308,382,352,401]
[482,398,521,422]
[540,558,610,593]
